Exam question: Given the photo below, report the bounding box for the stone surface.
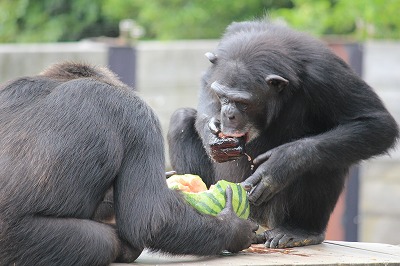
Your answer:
[112,241,400,265]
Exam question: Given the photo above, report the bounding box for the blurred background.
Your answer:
[0,0,399,245]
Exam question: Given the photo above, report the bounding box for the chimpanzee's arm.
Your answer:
[117,101,258,255]
[168,108,216,187]
[243,69,399,205]
[245,112,398,205]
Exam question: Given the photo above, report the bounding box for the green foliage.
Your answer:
[103,0,291,39]
[0,0,119,42]
[0,0,399,42]
[0,0,291,42]
[269,0,400,40]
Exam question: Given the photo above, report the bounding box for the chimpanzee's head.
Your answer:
[204,46,292,143]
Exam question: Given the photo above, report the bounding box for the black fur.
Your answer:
[168,21,399,248]
[0,62,257,266]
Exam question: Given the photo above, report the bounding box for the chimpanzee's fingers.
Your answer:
[245,174,275,206]
[246,183,266,205]
[255,187,274,205]
[251,222,260,232]
[240,172,262,191]
[253,150,273,166]
[224,185,234,211]
[253,233,267,244]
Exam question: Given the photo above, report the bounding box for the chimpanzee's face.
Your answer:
[208,57,289,143]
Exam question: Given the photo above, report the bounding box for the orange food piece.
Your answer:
[166,174,208,193]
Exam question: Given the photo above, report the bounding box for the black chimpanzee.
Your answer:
[0,62,258,266]
[168,20,399,248]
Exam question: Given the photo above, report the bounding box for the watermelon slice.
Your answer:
[166,174,208,193]
[167,174,250,219]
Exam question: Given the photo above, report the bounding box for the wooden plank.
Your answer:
[112,241,400,265]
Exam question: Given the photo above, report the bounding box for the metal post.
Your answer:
[108,46,136,88]
[344,42,363,242]
[107,19,144,89]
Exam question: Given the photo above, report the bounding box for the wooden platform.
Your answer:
[112,241,400,265]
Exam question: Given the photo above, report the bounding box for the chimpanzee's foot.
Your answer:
[254,226,325,248]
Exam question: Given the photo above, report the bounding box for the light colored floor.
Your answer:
[112,241,400,266]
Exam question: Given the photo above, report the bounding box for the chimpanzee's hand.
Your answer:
[218,186,258,253]
[208,118,246,163]
[241,141,310,206]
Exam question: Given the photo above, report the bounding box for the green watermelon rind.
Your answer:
[182,180,250,219]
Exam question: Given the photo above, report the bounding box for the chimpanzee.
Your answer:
[168,20,399,248]
[0,62,258,266]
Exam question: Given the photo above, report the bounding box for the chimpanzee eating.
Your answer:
[0,62,258,266]
[168,20,399,248]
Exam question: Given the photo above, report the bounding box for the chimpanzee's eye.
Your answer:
[235,101,248,111]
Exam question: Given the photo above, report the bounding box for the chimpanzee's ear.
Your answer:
[265,74,289,92]
[205,52,218,64]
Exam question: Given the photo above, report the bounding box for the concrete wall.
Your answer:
[0,40,399,245]
[359,41,400,245]
[135,40,218,153]
[0,42,107,80]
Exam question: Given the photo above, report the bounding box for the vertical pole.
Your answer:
[107,46,136,89]
[344,42,363,242]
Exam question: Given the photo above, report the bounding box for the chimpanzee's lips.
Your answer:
[219,132,249,142]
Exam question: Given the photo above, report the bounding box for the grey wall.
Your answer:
[135,40,218,155]
[0,42,107,80]
[359,41,400,245]
[0,40,399,245]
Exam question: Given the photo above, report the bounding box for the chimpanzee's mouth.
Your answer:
[219,132,249,143]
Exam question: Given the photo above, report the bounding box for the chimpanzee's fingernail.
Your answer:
[165,170,176,177]
[240,182,252,191]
